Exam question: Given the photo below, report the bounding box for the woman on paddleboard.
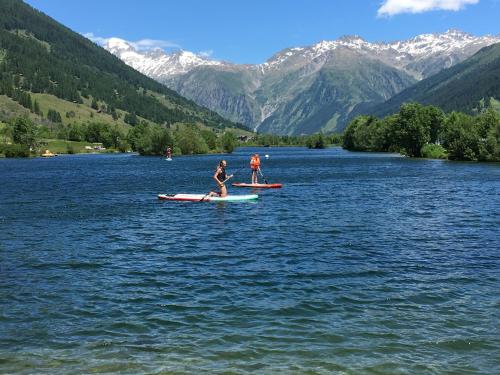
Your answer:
[250,153,261,184]
[209,160,233,197]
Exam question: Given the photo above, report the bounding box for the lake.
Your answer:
[1,147,499,374]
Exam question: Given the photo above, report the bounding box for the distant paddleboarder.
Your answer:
[250,153,261,184]
[209,160,233,197]
[165,147,172,159]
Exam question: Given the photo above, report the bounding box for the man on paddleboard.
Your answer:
[209,160,233,197]
[250,153,261,184]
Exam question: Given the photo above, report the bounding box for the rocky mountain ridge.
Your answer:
[104,30,500,134]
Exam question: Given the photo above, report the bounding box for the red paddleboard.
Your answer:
[232,183,282,189]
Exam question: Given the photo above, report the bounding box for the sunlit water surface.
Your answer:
[1,147,499,374]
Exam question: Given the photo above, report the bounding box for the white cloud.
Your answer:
[377,0,479,16]
[83,32,110,45]
[199,50,214,58]
[129,38,180,51]
[83,32,180,51]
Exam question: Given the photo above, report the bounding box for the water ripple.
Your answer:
[1,148,499,374]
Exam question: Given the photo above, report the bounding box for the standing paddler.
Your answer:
[250,153,261,184]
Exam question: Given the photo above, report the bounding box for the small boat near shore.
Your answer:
[41,149,57,157]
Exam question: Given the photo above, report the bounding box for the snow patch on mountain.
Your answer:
[105,37,224,80]
[260,30,499,72]
[103,30,500,80]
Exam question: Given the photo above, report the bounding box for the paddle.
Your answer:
[258,168,269,184]
[199,175,234,201]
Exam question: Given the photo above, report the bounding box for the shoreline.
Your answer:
[2,144,499,163]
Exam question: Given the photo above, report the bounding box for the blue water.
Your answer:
[1,147,499,374]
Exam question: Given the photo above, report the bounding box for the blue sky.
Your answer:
[25,0,499,64]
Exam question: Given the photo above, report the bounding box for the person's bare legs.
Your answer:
[219,184,228,197]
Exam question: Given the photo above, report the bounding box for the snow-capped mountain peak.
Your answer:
[257,30,499,74]
[104,38,225,80]
[102,30,500,80]
[106,37,135,53]
[387,29,483,56]
[145,48,166,59]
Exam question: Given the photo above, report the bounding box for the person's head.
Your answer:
[219,160,227,167]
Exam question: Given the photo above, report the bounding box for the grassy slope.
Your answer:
[0,94,34,119]
[32,93,131,130]
[2,92,254,135]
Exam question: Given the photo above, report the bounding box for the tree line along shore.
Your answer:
[0,115,342,157]
[0,102,499,162]
[343,103,500,162]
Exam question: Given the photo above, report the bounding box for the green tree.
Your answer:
[56,123,69,140]
[306,133,326,149]
[128,123,173,155]
[109,106,119,120]
[16,91,33,111]
[0,122,13,143]
[124,112,138,126]
[68,123,84,141]
[47,109,62,123]
[11,116,37,148]
[343,116,381,151]
[102,125,125,149]
[36,125,50,139]
[441,112,479,160]
[221,131,236,153]
[426,105,445,144]
[127,122,148,151]
[85,121,106,143]
[483,120,500,161]
[33,100,41,115]
[176,126,208,155]
[201,129,217,150]
[393,103,431,157]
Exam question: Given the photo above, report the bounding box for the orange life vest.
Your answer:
[250,156,260,169]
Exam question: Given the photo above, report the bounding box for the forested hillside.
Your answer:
[0,0,244,130]
[369,43,500,118]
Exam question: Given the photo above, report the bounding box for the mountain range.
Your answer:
[105,30,500,135]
